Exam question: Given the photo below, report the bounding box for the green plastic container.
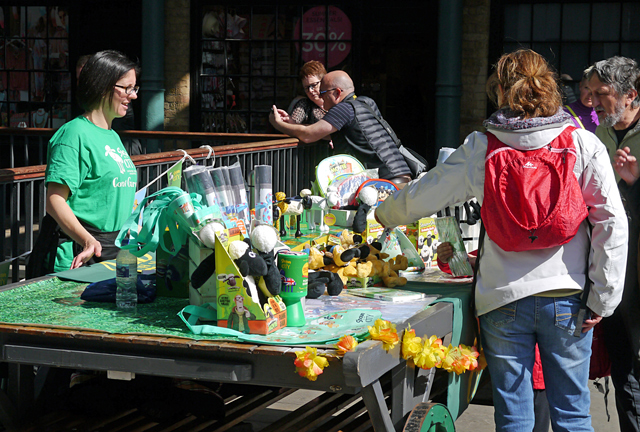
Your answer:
[277,251,308,327]
[167,192,198,230]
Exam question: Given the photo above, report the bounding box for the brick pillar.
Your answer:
[164,0,190,137]
[460,0,491,141]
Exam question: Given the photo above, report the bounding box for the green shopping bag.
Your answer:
[116,187,216,258]
[378,227,425,271]
[178,303,381,345]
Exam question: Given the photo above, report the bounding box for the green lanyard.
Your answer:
[116,187,211,258]
[565,105,585,130]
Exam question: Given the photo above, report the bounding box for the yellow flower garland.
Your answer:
[294,347,329,381]
[401,325,423,360]
[367,318,400,352]
[292,319,484,381]
[336,334,359,354]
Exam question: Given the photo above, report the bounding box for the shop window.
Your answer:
[532,4,560,42]
[591,3,620,42]
[560,43,590,77]
[622,3,640,41]
[503,4,531,43]
[499,2,640,88]
[0,5,71,128]
[561,4,590,41]
[195,3,353,133]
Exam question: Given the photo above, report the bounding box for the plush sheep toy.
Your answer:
[197,220,226,249]
[352,186,378,234]
[250,224,282,296]
[190,220,226,290]
[191,237,268,306]
[227,239,268,304]
[300,186,339,232]
[307,270,344,299]
[228,240,267,279]
[275,191,306,238]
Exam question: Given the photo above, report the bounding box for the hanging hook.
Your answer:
[177,149,197,166]
[199,145,215,166]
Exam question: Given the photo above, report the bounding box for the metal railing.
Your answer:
[0,128,52,169]
[0,130,330,283]
[0,127,291,168]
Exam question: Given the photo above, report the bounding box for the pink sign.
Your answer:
[294,6,352,68]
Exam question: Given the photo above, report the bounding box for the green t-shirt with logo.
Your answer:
[45,116,138,272]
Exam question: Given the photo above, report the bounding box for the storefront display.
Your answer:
[195,3,353,133]
[1,5,71,127]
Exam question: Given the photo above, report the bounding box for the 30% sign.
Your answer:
[294,6,352,68]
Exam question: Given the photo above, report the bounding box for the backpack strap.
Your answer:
[573,222,593,337]
[565,105,586,130]
[555,124,579,143]
[471,222,485,310]
[471,221,485,349]
[483,131,499,150]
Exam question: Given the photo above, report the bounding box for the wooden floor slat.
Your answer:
[5,387,390,432]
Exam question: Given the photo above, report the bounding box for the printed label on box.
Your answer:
[214,230,287,335]
[406,218,439,268]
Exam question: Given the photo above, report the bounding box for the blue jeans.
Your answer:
[480,294,593,432]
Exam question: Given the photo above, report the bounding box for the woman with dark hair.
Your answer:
[376,49,628,431]
[287,60,327,125]
[28,50,140,275]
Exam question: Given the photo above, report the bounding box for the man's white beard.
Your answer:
[601,98,627,128]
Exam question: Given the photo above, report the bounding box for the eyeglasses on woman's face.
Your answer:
[114,84,140,95]
[304,81,321,93]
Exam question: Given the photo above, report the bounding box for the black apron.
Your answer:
[26,214,120,278]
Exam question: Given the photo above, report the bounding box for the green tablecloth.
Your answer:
[0,277,197,338]
[0,277,436,346]
[1,265,478,420]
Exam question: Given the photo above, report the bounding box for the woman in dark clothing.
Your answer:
[287,60,327,125]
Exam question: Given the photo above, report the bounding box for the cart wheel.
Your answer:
[403,402,455,432]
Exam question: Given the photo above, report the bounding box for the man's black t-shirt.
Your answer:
[615,120,639,146]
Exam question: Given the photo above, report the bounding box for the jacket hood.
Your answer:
[484,108,575,151]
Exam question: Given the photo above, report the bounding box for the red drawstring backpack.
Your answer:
[481,126,588,252]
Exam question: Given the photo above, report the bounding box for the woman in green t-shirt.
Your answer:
[41,50,140,273]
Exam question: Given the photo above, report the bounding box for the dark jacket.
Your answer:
[331,93,410,180]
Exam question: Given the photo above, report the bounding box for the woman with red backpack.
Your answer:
[437,242,550,432]
[375,49,628,431]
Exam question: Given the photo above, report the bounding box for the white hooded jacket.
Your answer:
[376,118,628,317]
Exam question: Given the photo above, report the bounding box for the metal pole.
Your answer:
[141,0,165,153]
[435,0,464,155]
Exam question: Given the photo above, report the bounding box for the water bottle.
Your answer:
[116,239,138,315]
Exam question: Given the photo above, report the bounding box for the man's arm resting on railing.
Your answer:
[46,182,102,269]
[269,105,335,143]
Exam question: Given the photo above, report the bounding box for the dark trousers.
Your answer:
[602,311,640,432]
[533,389,551,432]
